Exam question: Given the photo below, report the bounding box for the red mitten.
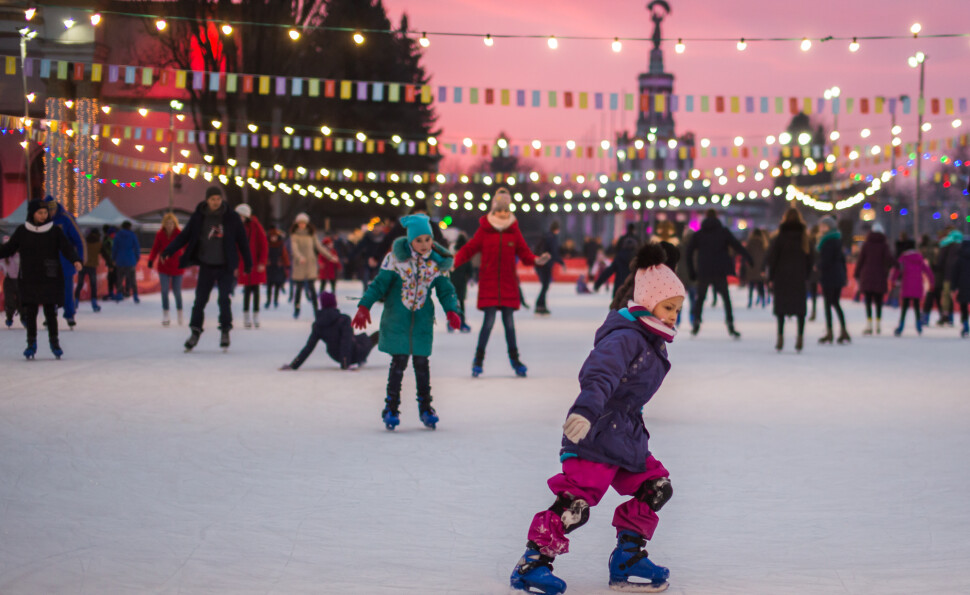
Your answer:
[352,306,371,330]
[446,311,462,330]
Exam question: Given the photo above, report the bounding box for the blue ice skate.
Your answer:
[382,408,400,431]
[510,543,566,595]
[419,406,438,430]
[509,350,527,377]
[23,342,37,360]
[608,530,669,592]
[50,340,63,360]
[962,320,969,338]
[472,350,484,378]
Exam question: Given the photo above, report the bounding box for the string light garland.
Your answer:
[28,4,970,51]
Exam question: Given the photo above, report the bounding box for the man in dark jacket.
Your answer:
[534,220,566,315]
[685,209,753,338]
[594,224,638,298]
[281,292,379,370]
[161,186,252,351]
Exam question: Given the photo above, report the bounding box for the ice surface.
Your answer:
[1,283,968,594]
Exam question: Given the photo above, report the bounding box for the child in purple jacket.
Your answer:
[510,244,685,595]
[889,239,934,336]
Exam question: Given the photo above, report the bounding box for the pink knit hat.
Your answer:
[632,265,686,312]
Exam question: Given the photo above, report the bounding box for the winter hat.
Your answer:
[205,185,223,199]
[319,291,337,310]
[871,222,885,234]
[631,244,686,312]
[27,198,49,222]
[235,204,252,218]
[491,188,512,212]
[819,216,837,230]
[401,213,433,242]
[294,212,310,224]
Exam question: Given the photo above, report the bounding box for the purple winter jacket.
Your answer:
[854,232,893,294]
[561,309,671,472]
[889,249,934,299]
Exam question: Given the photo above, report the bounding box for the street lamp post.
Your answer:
[909,51,926,239]
[18,27,38,197]
[824,86,841,172]
[168,99,183,212]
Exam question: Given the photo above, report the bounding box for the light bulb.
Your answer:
[800,38,811,51]
[612,37,622,52]
[63,18,75,29]
[675,38,685,53]
[25,7,36,20]
[138,108,148,117]
[156,19,167,32]
[484,34,493,47]
[737,38,746,51]
[248,124,258,133]
[284,126,294,135]
[911,23,921,37]
[211,120,222,129]
[90,13,101,26]
[419,33,429,48]
[320,125,331,135]
[289,29,300,41]
[353,32,364,45]
[221,24,232,35]
[547,36,558,49]
[849,37,859,52]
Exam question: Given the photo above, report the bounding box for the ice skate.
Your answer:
[220,329,231,351]
[177,309,184,326]
[875,318,881,334]
[727,324,741,340]
[510,542,566,595]
[162,310,171,327]
[253,312,260,328]
[863,318,872,335]
[775,334,783,352]
[509,350,528,377]
[418,405,439,430]
[472,349,484,378]
[293,307,300,319]
[795,334,804,352]
[243,312,252,329]
[459,322,471,333]
[535,306,551,316]
[837,328,851,344]
[608,531,669,592]
[5,318,13,328]
[92,303,101,312]
[50,339,63,360]
[962,320,969,338]
[819,329,834,344]
[24,341,37,360]
[66,317,76,330]
[382,406,400,430]
[184,328,201,352]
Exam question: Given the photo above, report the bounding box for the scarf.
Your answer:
[619,300,677,342]
[486,212,515,232]
[816,229,841,251]
[381,246,443,311]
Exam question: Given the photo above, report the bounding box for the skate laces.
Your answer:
[518,542,555,573]
[617,533,649,569]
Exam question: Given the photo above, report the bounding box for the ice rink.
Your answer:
[1,282,968,594]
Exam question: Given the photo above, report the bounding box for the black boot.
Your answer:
[220,329,230,349]
[184,328,202,351]
[775,333,783,352]
[818,328,834,344]
[837,328,851,344]
[795,333,804,352]
[727,323,741,339]
[509,349,528,377]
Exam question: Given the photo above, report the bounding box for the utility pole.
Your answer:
[19,27,38,198]
[909,52,927,239]
[168,99,183,212]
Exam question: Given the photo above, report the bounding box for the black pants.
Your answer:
[23,303,58,343]
[748,281,765,307]
[265,282,283,307]
[922,287,943,318]
[189,264,235,331]
[293,280,318,313]
[822,286,846,331]
[476,306,518,354]
[117,266,138,298]
[898,297,921,329]
[960,301,969,325]
[106,267,118,297]
[3,277,22,321]
[693,276,734,326]
[863,291,885,319]
[776,314,805,336]
[535,268,552,310]
[74,266,98,306]
[319,279,337,294]
[242,285,260,312]
[385,354,432,412]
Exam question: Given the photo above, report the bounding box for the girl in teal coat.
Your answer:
[353,214,462,430]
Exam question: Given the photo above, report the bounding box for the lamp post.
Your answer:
[18,26,38,197]
[908,51,926,239]
[168,99,183,212]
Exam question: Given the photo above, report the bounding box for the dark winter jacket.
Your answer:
[854,232,893,294]
[561,309,672,472]
[594,235,639,296]
[290,306,376,369]
[686,216,753,280]
[534,231,565,284]
[816,230,847,291]
[160,199,252,272]
[950,240,970,303]
[47,199,86,275]
[266,232,290,285]
[741,237,767,283]
[0,201,81,305]
[765,221,814,317]
[936,230,964,288]
[112,228,141,268]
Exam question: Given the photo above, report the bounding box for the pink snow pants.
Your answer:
[527,455,669,557]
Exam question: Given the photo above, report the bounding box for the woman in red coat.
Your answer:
[147,212,187,326]
[235,204,269,328]
[454,188,549,378]
[317,236,341,294]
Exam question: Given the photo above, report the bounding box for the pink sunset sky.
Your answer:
[380,0,970,178]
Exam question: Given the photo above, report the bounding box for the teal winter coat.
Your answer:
[358,237,459,356]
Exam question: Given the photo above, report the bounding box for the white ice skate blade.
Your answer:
[609,580,669,592]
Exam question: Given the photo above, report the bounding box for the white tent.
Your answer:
[0,200,28,233]
[76,197,131,228]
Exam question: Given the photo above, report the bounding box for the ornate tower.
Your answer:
[638,0,675,138]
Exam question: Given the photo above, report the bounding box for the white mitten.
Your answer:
[563,413,592,443]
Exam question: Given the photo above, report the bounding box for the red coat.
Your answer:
[454,215,537,309]
[237,216,269,285]
[317,239,341,280]
[147,227,186,276]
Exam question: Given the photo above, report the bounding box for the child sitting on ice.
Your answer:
[576,274,592,294]
[510,243,684,595]
[281,291,378,370]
